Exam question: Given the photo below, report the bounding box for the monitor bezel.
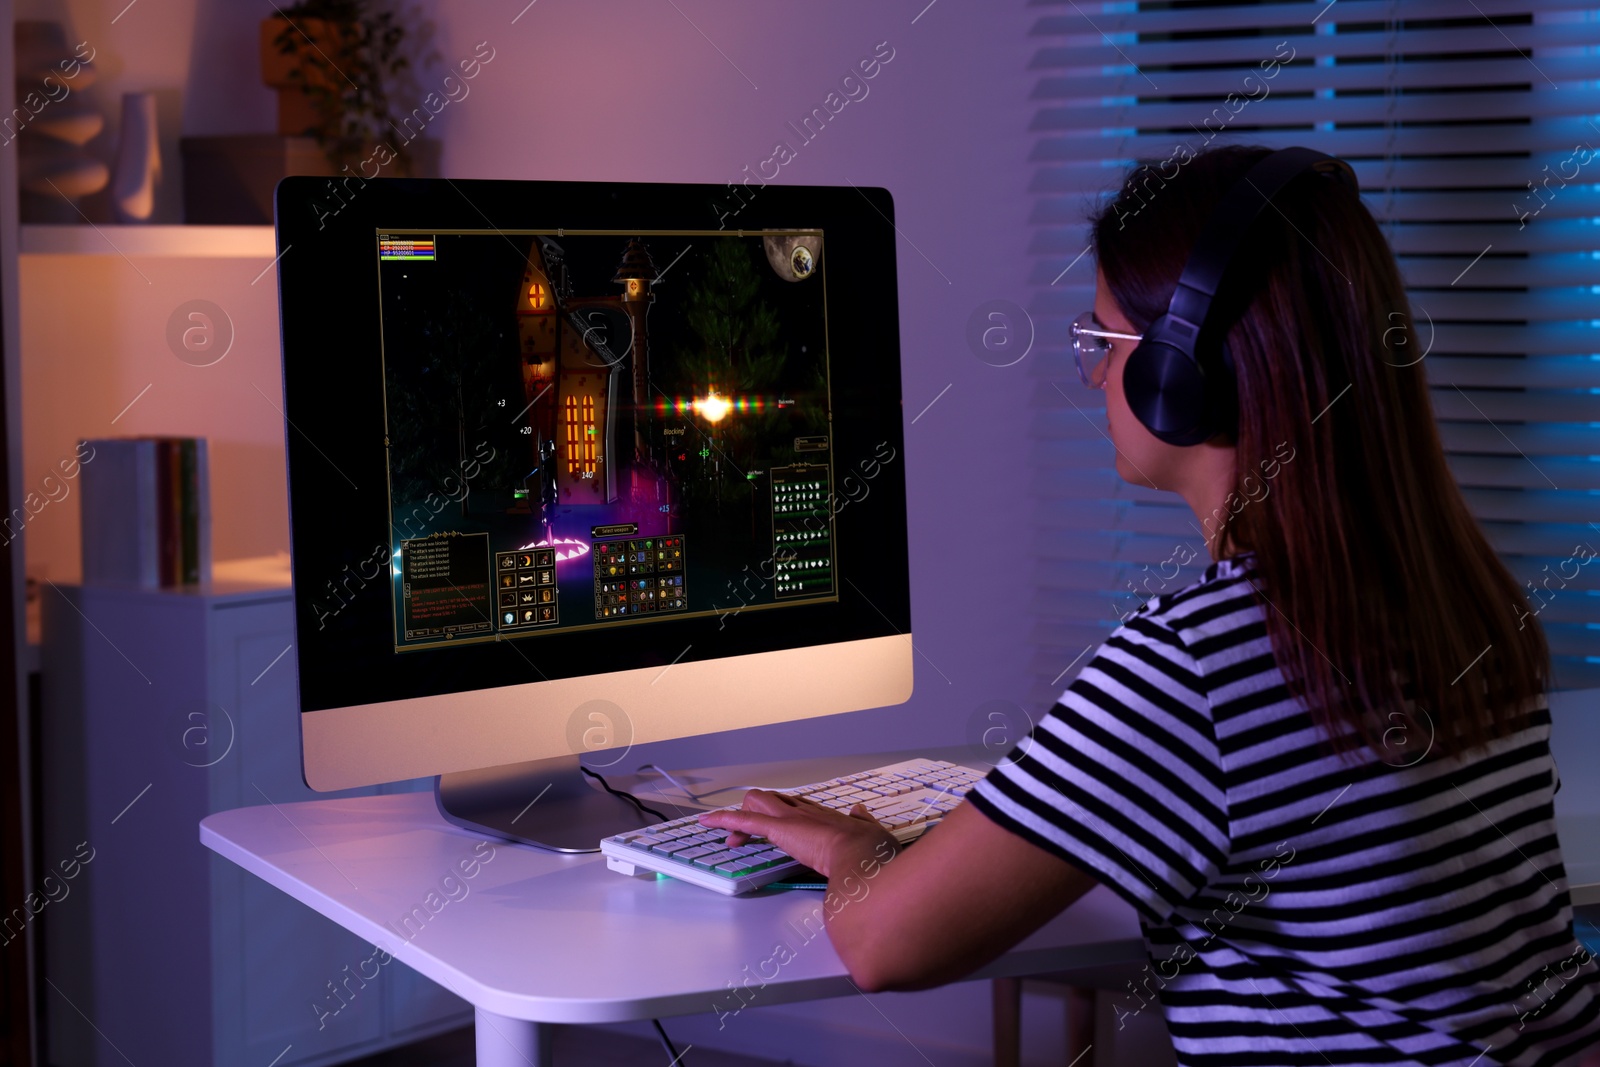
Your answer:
[274,176,913,791]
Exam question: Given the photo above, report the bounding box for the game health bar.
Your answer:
[380,236,436,261]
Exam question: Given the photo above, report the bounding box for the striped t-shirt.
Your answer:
[968,554,1600,1066]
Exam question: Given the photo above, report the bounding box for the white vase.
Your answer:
[110,91,160,222]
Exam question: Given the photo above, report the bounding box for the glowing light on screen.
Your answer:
[518,536,591,562]
[694,390,731,423]
[654,395,768,416]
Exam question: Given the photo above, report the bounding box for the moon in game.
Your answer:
[763,232,823,282]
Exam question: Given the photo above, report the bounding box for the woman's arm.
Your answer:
[699,790,1099,992]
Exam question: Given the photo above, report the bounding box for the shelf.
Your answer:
[20,224,275,257]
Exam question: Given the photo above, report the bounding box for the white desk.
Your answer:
[199,750,1146,1067]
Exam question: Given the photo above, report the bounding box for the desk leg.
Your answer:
[475,1007,554,1066]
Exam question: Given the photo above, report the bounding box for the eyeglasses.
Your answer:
[1071,311,1143,389]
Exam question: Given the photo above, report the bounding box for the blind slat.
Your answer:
[1031,121,1600,161]
[1029,288,1600,324]
[1463,489,1600,525]
[1031,221,1600,257]
[1448,455,1600,492]
[1031,23,1600,70]
[1434,392,1600,423]
[1425,355,1600,390]
[1030,0,1591,37]
[1027,254,1599,289]
[1030,190,1600,227]
[1030,55,1600,103]
[1437,422,1600,457]
[1037,415,1600,456]
[1035,92,1600,132]
[1033,152,1600,195]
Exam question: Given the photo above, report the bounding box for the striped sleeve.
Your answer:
[966,613,1229,924]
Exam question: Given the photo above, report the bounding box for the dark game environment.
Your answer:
[375,229,837,649]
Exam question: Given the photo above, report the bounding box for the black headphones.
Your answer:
[1121,146,1359,446]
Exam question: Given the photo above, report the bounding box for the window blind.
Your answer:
[1025,0,1600,709]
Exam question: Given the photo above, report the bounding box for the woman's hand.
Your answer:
[697,790,899,878]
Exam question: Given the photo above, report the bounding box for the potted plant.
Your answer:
[260,0,417,175]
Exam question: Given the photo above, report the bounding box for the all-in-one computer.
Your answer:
[275,176,932,868]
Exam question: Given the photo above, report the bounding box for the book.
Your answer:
[79,438,160,587]
[156,438,176,586]
[175,439,212,585]
[79,436,212,587]
[195,438,211,585]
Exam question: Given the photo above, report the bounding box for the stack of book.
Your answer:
[79,437,211,587]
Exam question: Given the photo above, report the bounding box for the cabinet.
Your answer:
[39,578,469,1066]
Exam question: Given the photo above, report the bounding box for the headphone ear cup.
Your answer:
[1124,335,1210,446]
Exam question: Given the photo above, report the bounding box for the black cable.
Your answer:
[651,1018,685,1065]
[580,765,668,821]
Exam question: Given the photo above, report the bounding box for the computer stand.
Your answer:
[434,754,679,852]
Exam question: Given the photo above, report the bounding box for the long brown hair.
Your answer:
[1090,144,1548,758]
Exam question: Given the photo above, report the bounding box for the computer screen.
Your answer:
[377,228,840,650]
[275,178,912,844]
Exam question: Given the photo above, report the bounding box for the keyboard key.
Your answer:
[650,841,697,855]
[874,797,930,817]
[674,846,717,863]
[694,850,744,869]
[715,855,781,874]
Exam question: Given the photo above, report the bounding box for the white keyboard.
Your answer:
[600,757,986,895]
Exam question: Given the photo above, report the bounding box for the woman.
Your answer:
[701,145,1600,1065]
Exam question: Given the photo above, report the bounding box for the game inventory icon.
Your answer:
[596,578,630,618]
[657,536,684,573]
[770,465,836,599]
[495,550,558,629]
[592,537,688,617]
[657,573,686,610]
